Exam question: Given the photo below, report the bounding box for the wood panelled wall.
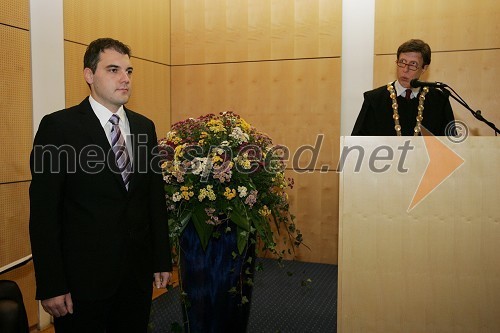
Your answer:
[0,0,37,327]
[63,0,171,137]
[2,0,500,327]
[374,0,500,136]
[170,0,343,264]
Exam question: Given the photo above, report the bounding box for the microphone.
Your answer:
[410,79,447,88]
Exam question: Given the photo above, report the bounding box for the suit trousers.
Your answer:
[53,271,153,333]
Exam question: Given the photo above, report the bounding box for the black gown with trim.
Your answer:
[352,84,456,136]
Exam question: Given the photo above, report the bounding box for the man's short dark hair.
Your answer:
[397,39,431,66]
[83,38,131,73]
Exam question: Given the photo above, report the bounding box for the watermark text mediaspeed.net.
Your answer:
[32,127,465,211]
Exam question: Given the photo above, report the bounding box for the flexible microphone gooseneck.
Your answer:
[410,79,447,88]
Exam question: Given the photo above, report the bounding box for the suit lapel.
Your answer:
[124,108,140,194]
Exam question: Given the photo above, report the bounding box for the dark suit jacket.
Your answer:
[352,84,456,136]
[29,98,172,301]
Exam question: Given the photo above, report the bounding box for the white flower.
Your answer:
[215,147,225,155]
[192,157,208,175]
[229,127,249,144]
[237,186,248,197]
[172,192,182,202]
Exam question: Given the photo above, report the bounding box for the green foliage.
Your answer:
[159,112,304,260]
[159,112,307,313]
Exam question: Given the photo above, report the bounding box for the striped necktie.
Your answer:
[109,114,132,189]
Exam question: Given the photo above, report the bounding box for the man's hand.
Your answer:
[153,271,172,289]
[41,293,73,317]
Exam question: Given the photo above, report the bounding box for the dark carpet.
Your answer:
[149,258,337,333]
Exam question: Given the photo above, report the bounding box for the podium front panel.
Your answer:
[338,137,500,333]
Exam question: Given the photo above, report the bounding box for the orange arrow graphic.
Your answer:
[408,127,465,211]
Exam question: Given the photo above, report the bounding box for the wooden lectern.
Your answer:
[338,136,500,333]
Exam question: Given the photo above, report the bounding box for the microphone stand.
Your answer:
[438,83,499,135]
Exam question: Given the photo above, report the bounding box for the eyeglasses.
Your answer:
[396,60,420,71]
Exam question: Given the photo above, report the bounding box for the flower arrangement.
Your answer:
[158,111,303,260]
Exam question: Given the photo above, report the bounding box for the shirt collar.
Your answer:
[88,95,127,127]
[395,80,419,99]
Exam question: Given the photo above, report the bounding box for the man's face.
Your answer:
[84,49,133,112]
[396,52,427,88]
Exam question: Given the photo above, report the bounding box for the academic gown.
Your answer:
[352,84,456,136]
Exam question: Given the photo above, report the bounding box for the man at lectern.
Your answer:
[351,39,456,136]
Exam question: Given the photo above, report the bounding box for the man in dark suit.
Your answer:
[351,39,456,136]
[29,38,172,332]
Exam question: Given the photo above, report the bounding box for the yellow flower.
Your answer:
[223,187,237,200]
[237,119,251,132]
[212,155,223,163]
[174,144,186,158]
[164,161,174,171]
[198,185,216,202]
[166,131,182,144]
[207,191,216,201]
[179,185,194,200]
[236,155,251,169]
[207,119,226,133]
[259,205,271,216]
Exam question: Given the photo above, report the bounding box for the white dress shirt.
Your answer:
[88,95,133,162]
[395,80,419,99]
